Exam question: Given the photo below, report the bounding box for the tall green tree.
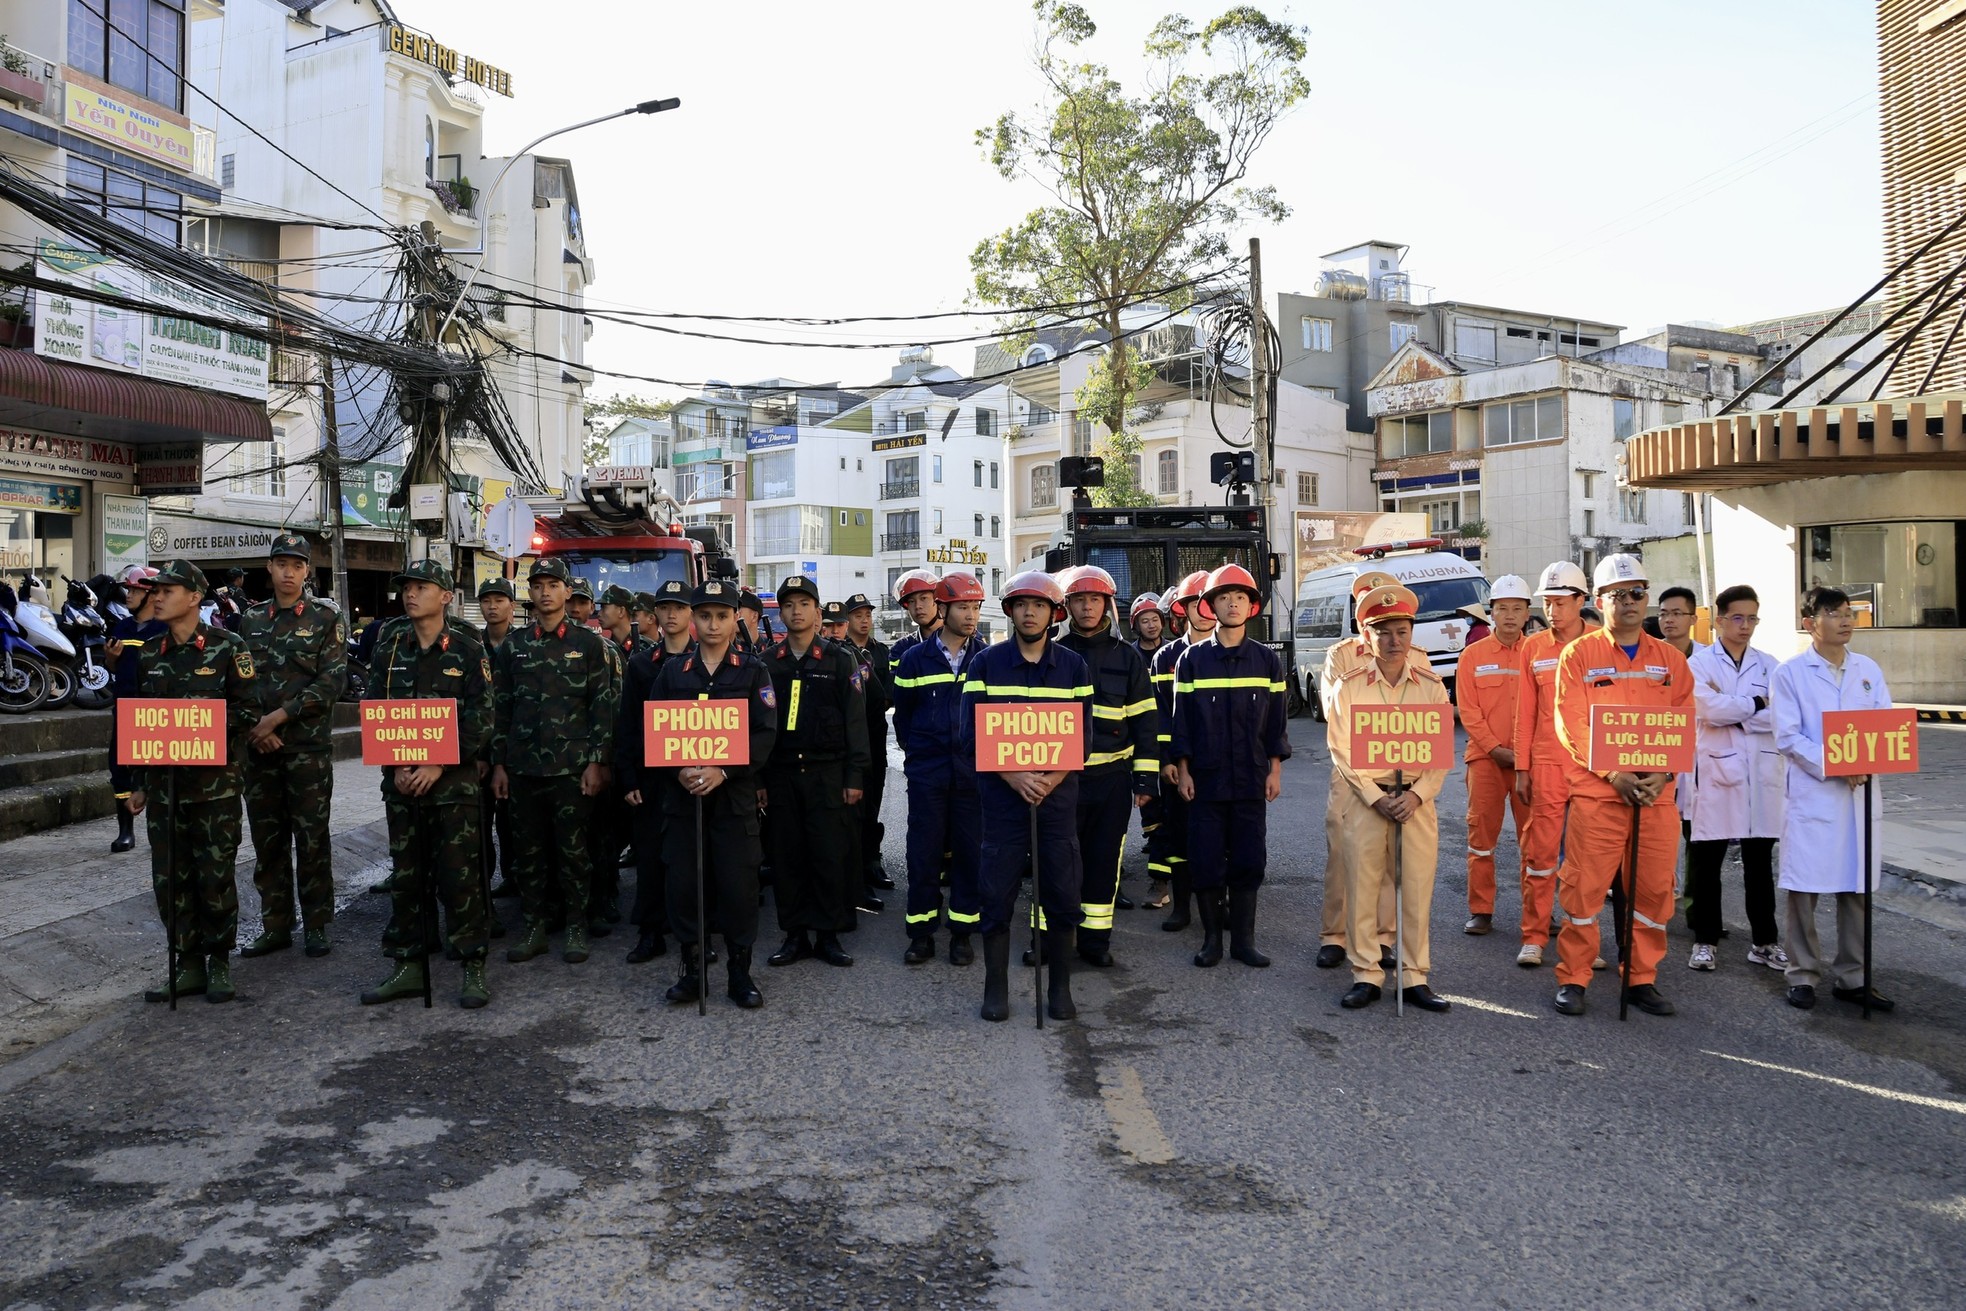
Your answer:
[973,2,1308,507]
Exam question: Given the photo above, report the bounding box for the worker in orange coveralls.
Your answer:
[1453,573,1534,937]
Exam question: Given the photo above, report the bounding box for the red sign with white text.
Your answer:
[973,702,1085,773]
[645,699,751,766]
[359,699,461,766]
[1350,704,1456,772]
[116,698,227,766]
[1588,705,1695,774]
[1822,708,1919,777]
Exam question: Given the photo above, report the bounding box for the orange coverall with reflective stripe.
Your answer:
[1552,630,1694,989]
[1455,634,1528,918]
[1511,627,1574,944]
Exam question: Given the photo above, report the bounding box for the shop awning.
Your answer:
[1625,393,1966,490]
[0,347,273,447]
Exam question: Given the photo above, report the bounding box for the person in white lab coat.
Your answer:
[1770,586,1893,1013]
[1684,585,1789,972]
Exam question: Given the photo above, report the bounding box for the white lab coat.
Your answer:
[1687,642,1784,841]
[1771,647,1890,893]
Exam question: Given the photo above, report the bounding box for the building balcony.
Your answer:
[751,537,807,557]
[880,532,921,551]
[879,478,920,500]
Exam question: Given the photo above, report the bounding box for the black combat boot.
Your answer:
[948,934,974,967]
[1046,929,1077,1021]
[1192,889,1225,967]
[626,930,664,964]
[111,800,136,853]
[980,932,1011,1022]
[726,944,762,1009]
[904,935,936,965]
[665,944,702,1004]
[1228,887,1271,968]
[1161,865,1192,931]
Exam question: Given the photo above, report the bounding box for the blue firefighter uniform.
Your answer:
[1148,634,1190,909]
[1169,635,1292,893]
[891,632,985,951]
[1057,624,1158,962]
[956,637,1093,938]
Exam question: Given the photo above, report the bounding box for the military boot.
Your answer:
[1161,866,1193,931]
[459,958,489,1010]
[240,930,292,958]
[726,945,762,1009]
[367,872,397,895]
[205,955,236,1004]
[980,931,1011,1023]
[143,956,206,1003]
[1193,889,1225,967]
[626,931,665,964]
[1046,929,1077,1021]
[360,958,427,1005]
[304,927,331,958]
[506,922,549,963]
[562,921,590,964]
[904,935,936,965]
[1228,887,1271,968]
[111,800,136,853]
[665,945,703,1004]
[948,934,975,967]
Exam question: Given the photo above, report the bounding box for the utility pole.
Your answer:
[414,219,454,579]
[1249,237,1274,505]
[319,349,351,617]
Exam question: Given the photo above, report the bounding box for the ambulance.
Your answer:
[1290,540,1489,720]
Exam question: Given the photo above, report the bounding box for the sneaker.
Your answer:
[1515,942,1544,968]
[1688,943,1717,971]
[1591,956,1608,971]
[1747,943,1791,970]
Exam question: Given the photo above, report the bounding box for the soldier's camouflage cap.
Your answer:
[151,559,209,593]
[527,557,571,582]
[820,600,847,622]
[392,559,454,591]
[777,575,820,605]
[478,577,517,600]
[631,590,662,614]
[569,576,596,601]
[842,592,875,614]
[691,579,739,609]
[651,579,693,608]
[599,583,636,608]
[738,588,764,613]
[268,532,311,561]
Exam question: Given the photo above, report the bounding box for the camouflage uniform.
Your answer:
[133,566,262,963]
[240,538,347,938]
[477,579,519,903]
[374,590,495,963]
[491,567,619,940]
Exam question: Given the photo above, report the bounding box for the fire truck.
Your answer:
[517,467,737,593]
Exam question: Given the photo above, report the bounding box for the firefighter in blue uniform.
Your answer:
[957,571,1094,1023]
[890,571,988,966]
[645,580,778,1008]
[1055,566,1158,967]
[1169,563,1291,968]
[888,568,944,665]
[1150,570,1214,931]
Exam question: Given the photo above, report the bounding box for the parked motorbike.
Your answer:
[342,632,370,702]
[15,575,76,710]
[0,581,50,714]
[59,576,114,709]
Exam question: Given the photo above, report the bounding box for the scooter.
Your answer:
[14,575,75,710]
[60,576,114,709]
[0,581,50,714]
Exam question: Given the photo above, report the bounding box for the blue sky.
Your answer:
[406,0,1881,396]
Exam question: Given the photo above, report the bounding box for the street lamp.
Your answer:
[434,96,680,343]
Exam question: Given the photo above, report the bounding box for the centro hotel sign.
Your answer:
[387,25,514,97]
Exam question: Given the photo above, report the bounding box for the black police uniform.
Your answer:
[616,579,697,958]
[842,597,893,896]
[761,584,872,962]
[1057,619,1159,963]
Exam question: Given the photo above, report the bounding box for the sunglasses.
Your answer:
[1602,587,1648,603]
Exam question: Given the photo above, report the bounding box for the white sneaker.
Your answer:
[1688,943,1717,971]
[1747,943,1791,970]
[1516,943,1544,968]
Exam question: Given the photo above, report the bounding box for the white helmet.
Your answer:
[1489,574,1534,602]
[1535,561,1589,597]
[1592,553,1648,592]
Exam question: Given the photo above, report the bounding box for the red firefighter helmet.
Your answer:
[1001,569,1066,619]
[934,572,985,604]
[1129,591,1163,623]
[1201,563,1263,616]
[1167,569,1212,620]
[1060,565,1116,597]
[893,568,940,602]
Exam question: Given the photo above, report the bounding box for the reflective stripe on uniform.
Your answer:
[1633,910,1668,931]
[1467,846,1493,857]
[1080,903,1114,931]
[787,679,802,730]
[1087,747,1135,768]
[1525,866,1556,879]
[1567,913,1596,926]
[947,909,981,925]
[905,909,941,926]
[974,683,1094,699]
[1123,697,1155,717]
[1133,756,1158,772]
[893,671,957,689]
[1092,704,1127,720]
[1175,677,1288,693]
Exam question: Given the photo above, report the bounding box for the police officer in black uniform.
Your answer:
[647,580,778,1007]
[618,579,696,963]
[761,576,872,968]
[840,591,894,910]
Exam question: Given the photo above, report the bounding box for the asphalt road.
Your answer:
[3,736,1964,1310]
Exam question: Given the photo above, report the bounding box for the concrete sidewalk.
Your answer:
[1876,723,1966,920]
[0,756,393,1054]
